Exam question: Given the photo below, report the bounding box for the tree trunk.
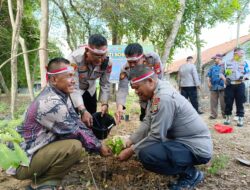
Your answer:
[195,30,202,75]
[39,0,49,89]
[236,17,240,47]
[19,37,34,101]
[0,71,9,94]
[161,0,186,74]
[8,0,23,119]
[8,0,34,101]
[52,0,74,51]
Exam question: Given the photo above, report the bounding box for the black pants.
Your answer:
[138,141,210,177]
[181,87,199,111]
[224,83,246,117]
[82,91,97,114]
[140,107,146,121]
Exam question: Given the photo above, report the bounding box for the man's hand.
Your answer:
[115,104,125,124]
[101,104,108,117]
[81,111,93,128]
[125,139,133,148]
[100,144,112,157]
[117,147,134,161]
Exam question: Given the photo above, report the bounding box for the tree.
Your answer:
[183,0,240,74]
[39,0,48,89]
[161,0,186,71]
[234,0,250,47]
[8,0,34,101]
[8,0,23,118]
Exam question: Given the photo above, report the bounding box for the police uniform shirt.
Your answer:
[67,46,112,108]
[116,52,164,106]
[129,80,213,159]
[178,63,200,87]
[220,59,250,81]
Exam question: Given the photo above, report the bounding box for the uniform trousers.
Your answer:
[138,141,210,177]
[82,91,97,114]
[15,140,82,186]
[180,87,199,112]
[224,83,245,117]
[210,90,225,118]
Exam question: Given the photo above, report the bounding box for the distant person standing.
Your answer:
[207,54,225,119]
[220,48,250,127]
[178,56,203,114]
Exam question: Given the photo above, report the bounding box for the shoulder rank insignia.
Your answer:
[106,65,112,73]
[154,63,161,74]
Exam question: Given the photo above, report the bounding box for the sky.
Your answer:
[173,14,250,60]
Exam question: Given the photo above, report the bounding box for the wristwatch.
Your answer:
[79,108,87,116]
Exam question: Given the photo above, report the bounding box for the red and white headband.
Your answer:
[86,45,107,54]
[47,66,74,75]
[131,71,154,84]
[126,54,144,61]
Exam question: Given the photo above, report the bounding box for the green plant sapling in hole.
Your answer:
[106,137,125,155]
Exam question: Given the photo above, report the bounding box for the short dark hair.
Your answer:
[186,56,193,61]
[88,34,107,47]
[128,64,154,81]
[47,57,70,72]
[124,43,143,56]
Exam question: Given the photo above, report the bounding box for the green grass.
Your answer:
[207,154,229,175]
[0,102,8,113]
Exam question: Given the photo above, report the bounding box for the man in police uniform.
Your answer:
[115,43,163,123]
[220,48,249,127]
[67,34,112,127]
[178,56,203,114]
[207,54,225,119]
[118,65,212,190]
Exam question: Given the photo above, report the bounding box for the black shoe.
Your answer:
[169,170,204,190]
[209,116,216,119]
[197,110,204,114]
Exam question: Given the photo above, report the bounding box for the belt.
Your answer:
[231,80,242,85]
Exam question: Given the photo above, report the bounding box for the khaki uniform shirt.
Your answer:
[130,80,212,159]
[67,46,112,108]
[116,52,163,107]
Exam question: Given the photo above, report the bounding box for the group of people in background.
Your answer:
[207,48,249,127]
[11,33,250,190]
[178,48,249,127]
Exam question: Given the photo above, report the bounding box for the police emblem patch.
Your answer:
[151,96,160,113]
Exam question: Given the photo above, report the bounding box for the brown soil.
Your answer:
[0,96,250,190]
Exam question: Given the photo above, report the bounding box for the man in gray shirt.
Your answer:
[118,65,212,190]
[178,56,203,114]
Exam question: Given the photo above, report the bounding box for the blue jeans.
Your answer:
[138,141,210,177]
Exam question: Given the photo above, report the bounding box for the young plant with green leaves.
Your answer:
[106,137,125,155]
[0,119,29,170]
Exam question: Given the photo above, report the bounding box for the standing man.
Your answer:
[220,48,249,127]
[116,43,163,123]
[178,56,203,114]
[13,58,111,190]
[118,65,212,190]
[207,54,225,119]
[67,34,113,127]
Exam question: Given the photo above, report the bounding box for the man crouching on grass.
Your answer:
[11,58,112,190]
[117,64,212,190]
